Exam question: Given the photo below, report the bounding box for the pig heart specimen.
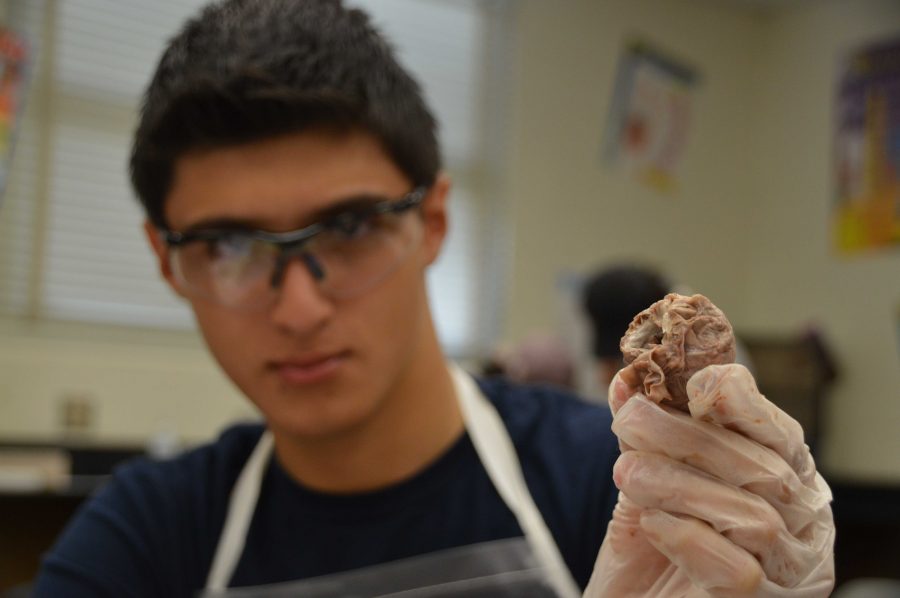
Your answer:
[620,293,736,411]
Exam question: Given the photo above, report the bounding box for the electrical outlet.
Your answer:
[59,393,94,435]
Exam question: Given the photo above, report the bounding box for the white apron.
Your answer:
[201,364,582,597]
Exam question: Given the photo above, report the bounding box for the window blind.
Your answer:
[349,0,499,355]
[0,0,513,357]
[350,0,483,167]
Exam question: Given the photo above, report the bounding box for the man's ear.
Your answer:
[420,173,450,267]
[143,220,185,297]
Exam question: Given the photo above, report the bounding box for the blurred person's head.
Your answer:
[489,332,575,389]
[582,265,670,389]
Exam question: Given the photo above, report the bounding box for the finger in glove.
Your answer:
[640,509,763,597]
[607,371,639,416]
[614,451,822,587]
[586,495,672,596]
[686,364,818,486]
[612,395,826,536]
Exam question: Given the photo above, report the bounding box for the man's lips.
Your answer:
[269,352,350,385]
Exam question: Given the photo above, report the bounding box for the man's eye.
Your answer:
[207,234,254,259]
[329,211,376,239]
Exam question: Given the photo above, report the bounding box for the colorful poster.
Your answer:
[833,36,900,253]
[602,40,698,194]
[0,27,28,210]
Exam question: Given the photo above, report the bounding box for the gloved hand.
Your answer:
[584,363,835,597]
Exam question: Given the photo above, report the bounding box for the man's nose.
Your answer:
[269,255,334,336]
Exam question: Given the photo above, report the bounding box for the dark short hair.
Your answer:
[582,265,671,359]
[130,0,440,228]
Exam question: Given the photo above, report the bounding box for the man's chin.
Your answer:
[263,390,377,442]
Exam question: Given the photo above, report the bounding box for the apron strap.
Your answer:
[205,429,274,592]
[205,364,582,597]
[449,364,582,598]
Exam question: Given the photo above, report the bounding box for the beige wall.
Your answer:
[503,0,900,479]
[0,318,255,444]
[741,0,900,480]
[503,0,762,339]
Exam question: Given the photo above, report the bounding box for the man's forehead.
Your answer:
[163,132,410,231]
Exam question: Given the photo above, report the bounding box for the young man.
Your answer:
[35,1,835,596]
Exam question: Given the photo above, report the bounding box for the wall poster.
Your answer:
[602,40,698,194]
[834,36,900,253]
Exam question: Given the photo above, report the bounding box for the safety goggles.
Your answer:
[160,186,428,310]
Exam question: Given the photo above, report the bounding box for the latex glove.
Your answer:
[584,364,835,597]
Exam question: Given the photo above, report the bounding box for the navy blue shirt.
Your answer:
[34,379,619,597]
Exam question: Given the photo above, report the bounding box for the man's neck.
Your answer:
[270,344,463,494]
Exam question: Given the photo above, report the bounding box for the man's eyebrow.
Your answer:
[312,194,395,220]
[180,194,391,233]
[182,217,258,233]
